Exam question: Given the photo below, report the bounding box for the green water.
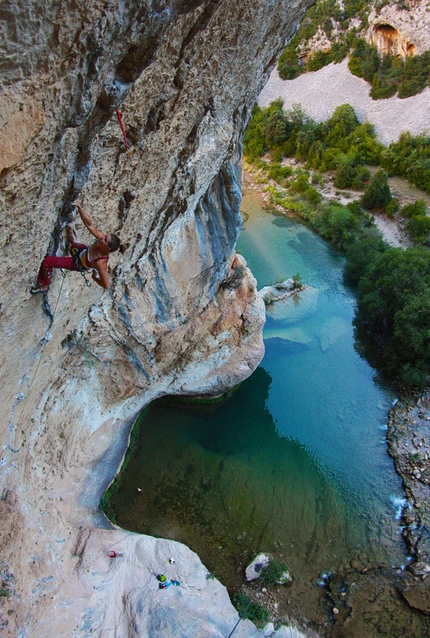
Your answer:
[107,185,408,624]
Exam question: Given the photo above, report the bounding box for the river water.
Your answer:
[107,181,409,627]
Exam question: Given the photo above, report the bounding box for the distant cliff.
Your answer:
[0,1,313,635]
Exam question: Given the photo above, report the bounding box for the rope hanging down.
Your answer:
[116,109,131,155]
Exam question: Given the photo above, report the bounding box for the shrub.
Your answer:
[401,199,427,219]
[385,198,399,218]
[314,203,360,248]
[289,169,310,193]
[262,558,290,588]
[307,50,332,72]
[381,132,430,194]
[333,154,370,190]
[361,170,392,210]
[348,39,380,82]
[407,215,430,244]
[344,227,387,285]
[267,163,292,183]
[321,104,360,151]
[232,593,270,626]
[354,247,430,388]
[304,186,322,205]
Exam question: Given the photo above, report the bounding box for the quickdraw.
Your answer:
[116,109,131,155]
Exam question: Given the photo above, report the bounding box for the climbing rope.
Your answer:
[12,270,68,439]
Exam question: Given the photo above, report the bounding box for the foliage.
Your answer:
[381,132,430,194]
[385,198,399,218]
[401,199,427,219]
[349,38,380,82]
[400,199,430,244]
[313,203,360,248]
[261,558,290,588]
[277,0,370,81]
[267,163,292,183]
[276,0,429,101]
[232,593,270,626]
[344,227,388,285]
[243,103,267,161]
[398,51,430,98]
[354,247,430,388]
[243,102,383,186]
[333,153,370,190]
[361,169,392,210]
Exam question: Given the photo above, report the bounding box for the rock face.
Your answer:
[0,1,314,635]
[367,2,430,57]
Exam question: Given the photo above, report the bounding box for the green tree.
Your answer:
[243,104,266,160]
[354,247,430,387]
[314,203,359,248]
[266,105,289,146]
[407,215,430,244]
[344,227,387,285]
[361,169,392,210]
[401,199,427,218]
[322,104,360,151]
[333,153,369,190]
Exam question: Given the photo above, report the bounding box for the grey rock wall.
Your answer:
[0,1,314,635]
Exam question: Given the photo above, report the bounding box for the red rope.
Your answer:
[116,109,130,150]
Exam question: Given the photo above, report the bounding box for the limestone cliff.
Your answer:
[0,1,313,635]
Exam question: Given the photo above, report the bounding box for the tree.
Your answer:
[322,104,360,152]
[266,110,288,146]
[354,247,430,387]
[344,228,387,286]
[361,169,392,210]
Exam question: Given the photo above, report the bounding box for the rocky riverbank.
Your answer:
[241,168,430,636]
[387,395,430,608]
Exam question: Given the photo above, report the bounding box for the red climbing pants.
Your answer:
[36,243,87,286]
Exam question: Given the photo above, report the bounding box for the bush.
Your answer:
[348,39,380,82]
[407,215,430,244]
[232,593,270,626]
[385,198,399,218]
[321,104,360,151]
[344,227,387,285]
[289,169,310,193]
[361,170,392,210]
[307,50,332,72]
[401,199,427,219]
[267,163,292,183]
[398,52,430,99]
[314,203,360,248]
[333,153,370,190]
[354,247,430,388]
[381,132,430,194]
[262,558,290,588]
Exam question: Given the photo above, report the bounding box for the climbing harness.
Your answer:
[116,109,131,155]
[70,245,92,287]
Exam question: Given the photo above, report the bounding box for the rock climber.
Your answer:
[31,203,120,294]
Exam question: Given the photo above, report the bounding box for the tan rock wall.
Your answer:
[0,1,313,635]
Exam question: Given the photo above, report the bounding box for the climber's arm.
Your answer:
[92,261,110,289]
[75,203,104,240]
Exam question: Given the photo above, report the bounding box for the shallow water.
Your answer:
[107,184,409,625]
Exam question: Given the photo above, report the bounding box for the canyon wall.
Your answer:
[0,1,313,635]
